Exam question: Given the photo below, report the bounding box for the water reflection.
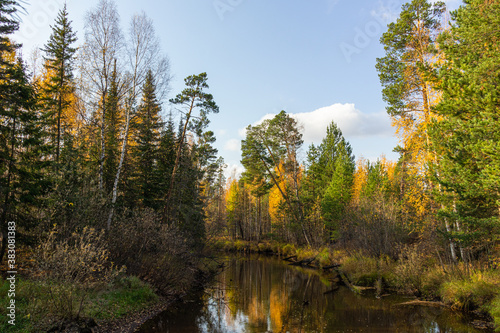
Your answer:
[138,255,490,333]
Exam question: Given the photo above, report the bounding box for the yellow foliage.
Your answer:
[268,162,301,224]
[38,61,83,135]
[225,178,239,215]
[352,157,368,204]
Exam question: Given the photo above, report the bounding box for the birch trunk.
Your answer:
[107,103,130,230]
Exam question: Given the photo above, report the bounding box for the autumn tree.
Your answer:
[376,0,447,251]
[81,0,122,192]
[376,0,445,165]
[242,111,310,246]
[107,12,171,228]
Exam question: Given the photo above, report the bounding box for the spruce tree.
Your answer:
[103,61,121,193]
[133,70,163,209]
[0,0,20,76]
[0,58,45,263]
[306,122,355,242]
[41,4,77,162]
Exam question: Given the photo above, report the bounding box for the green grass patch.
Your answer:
[440,271,500,311]
[0,276,159,332]
[87,276,158,320]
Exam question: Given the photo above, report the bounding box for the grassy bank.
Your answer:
[212,238,500,330]
[0,275,160,332]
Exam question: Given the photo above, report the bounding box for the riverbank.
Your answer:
[212,239,499,331]
[0,253,219,333]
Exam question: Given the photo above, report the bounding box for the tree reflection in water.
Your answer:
[138,255,491,333]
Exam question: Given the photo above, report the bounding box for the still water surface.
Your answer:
[138,255,490,333]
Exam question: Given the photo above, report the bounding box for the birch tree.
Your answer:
[107,12,171,229]
[81,0,122,192]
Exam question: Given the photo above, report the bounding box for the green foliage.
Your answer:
[490,294,500,331]
[0,276,159,332]
[40,3,77,162]
[376,0,445,118]
[132,70,164,209]
[103,61,122,194]
[430,0,500,258]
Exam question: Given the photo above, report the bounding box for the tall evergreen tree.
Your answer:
[430,0,500,259]
[0,0,20,77]
[133,70,163,209]
[0,58,45,263]
[103,60,121,193]
[164,72,219,222]
[41,4,77,162]
[305,122,355,242]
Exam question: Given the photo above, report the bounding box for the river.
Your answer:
[137,254,492,333]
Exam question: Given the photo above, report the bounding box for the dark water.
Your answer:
[137,255,491,333]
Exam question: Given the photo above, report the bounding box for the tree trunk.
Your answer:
[163,97,195,222]
[107,101,130,231]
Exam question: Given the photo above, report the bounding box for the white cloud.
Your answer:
[238,113,275,138]
[224,163,245,180]
[240,103,393,144]
[224,139,240,152]
[293,103,392,142]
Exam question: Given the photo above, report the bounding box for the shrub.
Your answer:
[109,208,197,295]
[36,227,122,322]
[421,267,448,298]
[341,254,378,286]
[281,244,296,256]
[234,240,245,251]
[391,244,429,295]
[317,248,332,267]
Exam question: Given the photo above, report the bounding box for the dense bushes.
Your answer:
[109,208,199,295]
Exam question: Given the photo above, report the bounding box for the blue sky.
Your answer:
[14,0,461,177]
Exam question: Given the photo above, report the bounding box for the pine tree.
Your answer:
[430,0,500,260]
[41,4,77,162]
[164,72,219,222]
[376,0,445,189]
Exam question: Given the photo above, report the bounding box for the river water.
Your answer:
[137,255,491,333]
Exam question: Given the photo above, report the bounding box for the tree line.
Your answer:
[0,0,222,275]
[208,0,500,267]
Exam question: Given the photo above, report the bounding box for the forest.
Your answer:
[0,0,499,332]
